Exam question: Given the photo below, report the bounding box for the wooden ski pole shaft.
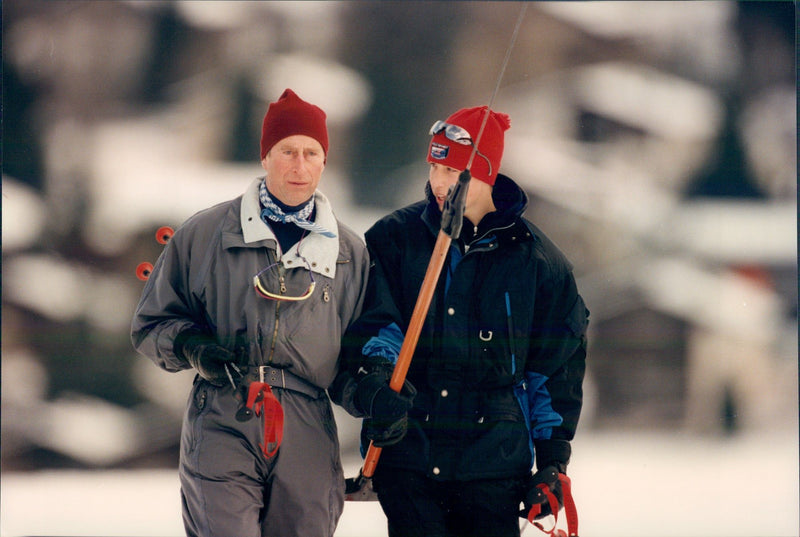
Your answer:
[360,166,470,478]
[360,224,456,479]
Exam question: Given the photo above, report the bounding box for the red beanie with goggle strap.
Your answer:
[260,88,329,159]
[427,106,511,186]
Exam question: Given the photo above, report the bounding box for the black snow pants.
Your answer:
[373,466,524,537]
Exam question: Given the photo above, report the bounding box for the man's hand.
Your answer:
[363,414,410,447]
[522,439,571,519]
[175,330,237,386]
[355,366,416,446]
[522,466,562,519]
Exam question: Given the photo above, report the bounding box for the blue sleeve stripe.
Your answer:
[361,322,404,364]
[505,292,515,376]
[523,372,563,440]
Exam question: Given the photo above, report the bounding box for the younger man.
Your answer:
[343,105,589,537]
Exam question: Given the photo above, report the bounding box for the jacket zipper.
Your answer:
[464,222,514,255]
[268,300,281,364]
[266,252,283,365]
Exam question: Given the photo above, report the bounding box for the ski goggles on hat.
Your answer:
[253,256,316,301]
[429,121,473,145]
[429,120,493,177]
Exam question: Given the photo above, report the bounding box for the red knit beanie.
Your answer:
[260,88,329,159]
[426,106,511,186]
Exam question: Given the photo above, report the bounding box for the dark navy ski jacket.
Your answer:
[339,173,589,481]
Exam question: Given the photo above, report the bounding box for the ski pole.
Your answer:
[345,171,469,501]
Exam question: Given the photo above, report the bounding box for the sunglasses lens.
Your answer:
[448,125,472,145]
[429,121,472,145]
[429,120,447,136]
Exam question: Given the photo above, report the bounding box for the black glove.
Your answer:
[522,466,562,519]
[174,329,238,387]
[363,415,410,447]
[354,367,416,418]
[521,439,571,519]
[355,366,416,446]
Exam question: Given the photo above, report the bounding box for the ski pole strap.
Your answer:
[560,474,578,536]
[526,473,579,537]
[245,382,284,458]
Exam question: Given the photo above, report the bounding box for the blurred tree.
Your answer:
[138,2,191,104]
[226,73,261,163]
[338,2,466,208]
[684,97,765,199]
[735,1,795,93]
[683,1,793,200]
[2,59,45,189]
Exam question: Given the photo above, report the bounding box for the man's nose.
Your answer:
[291,154,309,171]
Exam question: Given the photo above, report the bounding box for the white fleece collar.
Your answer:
[241,177,340,278]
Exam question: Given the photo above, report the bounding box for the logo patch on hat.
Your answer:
[430,142,450,160]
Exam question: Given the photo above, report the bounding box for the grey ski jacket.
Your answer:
[131,177,370,393]
[131,177,369,536]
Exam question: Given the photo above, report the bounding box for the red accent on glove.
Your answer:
[526,473,579,537]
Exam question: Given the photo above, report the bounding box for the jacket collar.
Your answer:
[240,177,340,278]
[421,173,531,241]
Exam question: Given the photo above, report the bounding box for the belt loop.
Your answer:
[259,365,266,383]
[280,368,286,389]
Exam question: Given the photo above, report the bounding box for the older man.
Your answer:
[132,88,376,537]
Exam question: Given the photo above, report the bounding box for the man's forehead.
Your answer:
[274,134,323,151]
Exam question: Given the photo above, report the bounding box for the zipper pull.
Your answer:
[278,265,287,293]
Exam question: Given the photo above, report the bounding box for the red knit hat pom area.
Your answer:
[260,88,329,159]
[427,105,511,186]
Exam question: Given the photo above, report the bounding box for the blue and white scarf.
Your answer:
[259,180,336,238]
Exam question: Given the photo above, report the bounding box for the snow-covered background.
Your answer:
[3,430,798,537]
[2,2,796,536]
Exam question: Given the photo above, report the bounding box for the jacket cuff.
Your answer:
[534,439,571,473]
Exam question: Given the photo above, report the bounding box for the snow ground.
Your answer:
[1,430,797,537]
